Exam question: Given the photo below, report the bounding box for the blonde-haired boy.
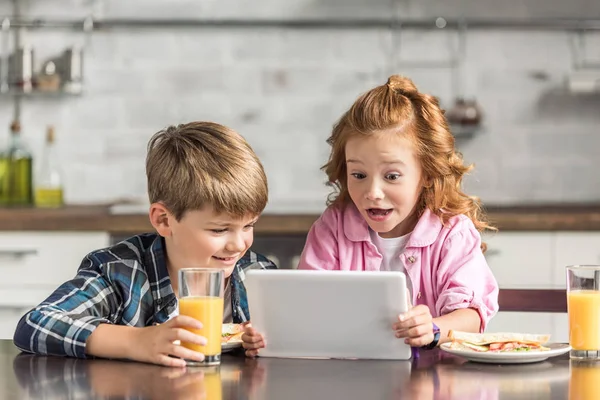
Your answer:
[14,121,276,367]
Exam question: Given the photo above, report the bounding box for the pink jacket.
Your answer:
[298,204,499,331]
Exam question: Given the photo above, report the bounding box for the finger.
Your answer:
[172,370,205,391]
[167,315,203,330]
[242,332,263,344]
[243,325,259,335]
[157,354,188,368]
[405,333,435,348]
[161,368,189,379]
[245,348,260,358]
[242,339,265,350]
[169,344,206,363]
[395,328,409,338]
[396,323,433,339]
[393,313,432,330]
[170,328,208,346]
[400,305,430,320]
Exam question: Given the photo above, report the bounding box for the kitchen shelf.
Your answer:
[0,88,82,98]
[450,124,484,139]
[2,17,600,31]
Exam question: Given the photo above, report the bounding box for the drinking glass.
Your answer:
[178,268,225,366]
[566,265,600,360]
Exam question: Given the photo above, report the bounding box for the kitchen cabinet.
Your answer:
[0,231,109,339]
[483,231,600,289]
[483,232,555,288]
[553,232,600,287]
[0,307,29,342]
[487,311,568,343]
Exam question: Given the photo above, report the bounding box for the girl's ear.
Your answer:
[149,202,173,237]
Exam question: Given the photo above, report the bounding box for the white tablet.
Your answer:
[245,269,412,360]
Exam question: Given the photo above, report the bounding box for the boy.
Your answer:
[13,122,277,367]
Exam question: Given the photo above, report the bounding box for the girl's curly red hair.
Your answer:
[323,75,495,248]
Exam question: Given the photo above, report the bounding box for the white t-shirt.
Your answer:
[369,229,413,298]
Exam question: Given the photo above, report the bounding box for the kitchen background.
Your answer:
[1,0,600,345]
[1,0,600,208]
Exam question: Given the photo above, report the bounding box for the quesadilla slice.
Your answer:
[448,330,551,352]
[222,323,244,344]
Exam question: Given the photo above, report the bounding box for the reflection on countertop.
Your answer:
[1,339,574,400]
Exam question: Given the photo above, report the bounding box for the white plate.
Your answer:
[440,342,571,364]
[222,340,243,352]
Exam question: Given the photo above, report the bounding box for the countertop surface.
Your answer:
[1,340,573,400]
[1,204,600,234]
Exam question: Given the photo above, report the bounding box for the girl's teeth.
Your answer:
[369,209,390,215]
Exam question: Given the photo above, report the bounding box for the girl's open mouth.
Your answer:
[366,208,393,222]
[367,208,392,216]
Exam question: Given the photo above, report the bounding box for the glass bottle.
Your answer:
[35,126,64,208]
[0,121,33,206]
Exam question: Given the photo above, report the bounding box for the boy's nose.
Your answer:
[226,234,246,252]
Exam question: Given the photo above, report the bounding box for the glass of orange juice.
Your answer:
[567,265,600,360]
[178,268,225,366]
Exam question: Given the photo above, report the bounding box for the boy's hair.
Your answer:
[146,121,268,221]
[323,75,495,236]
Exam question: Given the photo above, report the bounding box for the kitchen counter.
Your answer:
[1,340,572,400]
[1,204,600,234]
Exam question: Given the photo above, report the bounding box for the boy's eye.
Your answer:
[210,229,227,234]
[350,173,366,179]
[244,224,255,230]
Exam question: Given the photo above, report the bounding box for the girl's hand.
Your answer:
[241,322,266,358]
[392,305,435,347]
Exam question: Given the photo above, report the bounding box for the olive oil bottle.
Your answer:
[0,121,33,206]
[35,126,64,208]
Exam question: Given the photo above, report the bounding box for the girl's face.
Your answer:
[345,132,424,238]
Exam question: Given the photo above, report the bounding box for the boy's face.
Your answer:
[155,205,258,278]
[345,132,424,238]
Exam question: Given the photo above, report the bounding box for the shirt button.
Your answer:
[408,256,416,263]
[156,299,163,305]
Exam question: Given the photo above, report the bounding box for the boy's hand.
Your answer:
[392,305,435,347]
[241,322,266,358]
[129,315,207,367]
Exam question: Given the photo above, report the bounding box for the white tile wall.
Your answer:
[0,1,599,208]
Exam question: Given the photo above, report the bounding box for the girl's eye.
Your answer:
[350,173,366,179]
[386,173,402,181]
[210,229,227,234]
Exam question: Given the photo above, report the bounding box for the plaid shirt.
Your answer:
[13,233,276,359]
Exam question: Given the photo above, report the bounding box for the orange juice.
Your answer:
[568,290,600,350]
[179,296,224,356]
[570,361,600,400]
[203,369,223,400]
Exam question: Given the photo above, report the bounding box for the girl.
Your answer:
[242,75,499,357]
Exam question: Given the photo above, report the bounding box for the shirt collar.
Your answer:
[143,235,176,315]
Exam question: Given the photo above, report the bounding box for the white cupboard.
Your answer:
[0,231,109,340]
